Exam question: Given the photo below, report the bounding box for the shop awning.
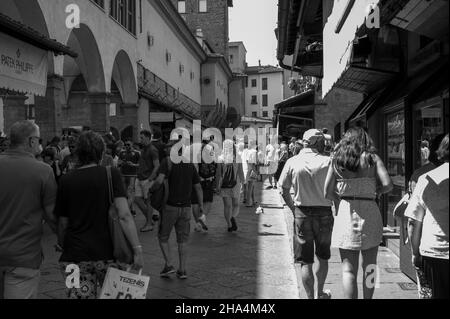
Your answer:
[346,88,388,127]
[275,89,315,110]
[0,13,77,96]
[0,13,77,58]
[334,65,398,94]
[346,59,448,127]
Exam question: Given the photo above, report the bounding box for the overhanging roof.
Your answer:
[276,89,315,109]
[334,65,397,95]
[0,12,77,58]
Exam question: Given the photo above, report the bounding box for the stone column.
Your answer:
[35,74,65,142]
[88,93,111,135]
[1,93,28,135]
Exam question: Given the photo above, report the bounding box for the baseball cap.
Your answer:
[303,129,324,145]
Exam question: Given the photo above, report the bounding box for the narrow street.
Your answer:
[38,182,417,299]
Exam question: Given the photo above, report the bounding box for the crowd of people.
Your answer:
[0,120,448,300]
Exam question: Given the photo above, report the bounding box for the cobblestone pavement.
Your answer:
[38,181,417,299]
[38,182,298,299]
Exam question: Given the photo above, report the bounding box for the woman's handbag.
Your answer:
[106,166,134,264]
[393,193,411,219]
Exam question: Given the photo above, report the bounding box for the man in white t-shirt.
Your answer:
[405,134,449,299]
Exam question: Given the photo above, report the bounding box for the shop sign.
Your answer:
[150,112,174,123]
[0,32,48,96]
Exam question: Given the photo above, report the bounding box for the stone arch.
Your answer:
[63,23,106,95]
[111,50,138,104]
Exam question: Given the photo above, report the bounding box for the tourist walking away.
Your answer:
[245,140,259,208]
[216,140,245,232]
[158,139,204,279]
[274,142,289,188]
[54,131,143,299]
[405,134,449,299]
[324,127,393,299]
[0,121,58,299]
[279,129,333,299]
[240,140,250,204]
[192,140,217,232]
[118,140,141,216]
[135,130,161,232]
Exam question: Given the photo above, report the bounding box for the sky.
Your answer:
[229,0,279,67]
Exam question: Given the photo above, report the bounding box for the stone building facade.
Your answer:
[172,0,233,57]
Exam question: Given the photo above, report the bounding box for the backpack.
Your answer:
[221,164,237,189]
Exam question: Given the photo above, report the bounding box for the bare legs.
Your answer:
[301,257,329,299]
[246,181,255,207]
[223,197,232,228]
[159,241,187,273]
[340,247,379,299]
[223,197,240,230]
[159,241,172,267]
[135,197,153,231]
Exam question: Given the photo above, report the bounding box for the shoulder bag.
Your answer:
[106,166,134,265]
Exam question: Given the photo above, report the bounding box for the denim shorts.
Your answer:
[293,206,334,265]
[158,205,192,244]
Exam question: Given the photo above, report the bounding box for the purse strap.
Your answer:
[106,166,114,205]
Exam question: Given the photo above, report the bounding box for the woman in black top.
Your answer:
[54,131,143,299]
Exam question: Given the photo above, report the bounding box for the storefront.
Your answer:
[0,12,76,135]
[347,60,449,281]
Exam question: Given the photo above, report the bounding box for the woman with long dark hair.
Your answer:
[324,127,393,299]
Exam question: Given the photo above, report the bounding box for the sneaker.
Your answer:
[231,217,238,232]
[176,270,188,280]
[198,215,208,231]
[318,290,332,299]
[194,223,203,232]
[265,186,273,190]
[160,265,176,278]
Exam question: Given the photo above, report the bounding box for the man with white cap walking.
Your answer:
[279,129,333,299]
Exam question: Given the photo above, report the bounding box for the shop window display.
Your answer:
[386,112,405,228]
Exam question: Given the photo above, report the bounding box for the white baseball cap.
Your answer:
[303,129,324,145]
